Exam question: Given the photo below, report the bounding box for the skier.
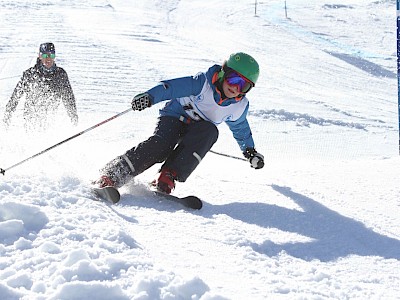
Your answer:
[95,52,264,194]
[3,42,78,130]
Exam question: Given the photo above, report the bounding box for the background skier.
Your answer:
[3,42,78,130]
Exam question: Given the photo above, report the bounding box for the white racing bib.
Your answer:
[177,76,248,124]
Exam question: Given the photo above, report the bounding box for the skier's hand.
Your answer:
[131,93,152,111]
[243,147,264,169]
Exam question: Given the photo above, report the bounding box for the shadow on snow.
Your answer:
[205,184,400,262]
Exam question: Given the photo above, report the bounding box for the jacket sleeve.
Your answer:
[3,72,27,125]
[146,74,205,105]
[58,69,78,125]
[225,103,255,152]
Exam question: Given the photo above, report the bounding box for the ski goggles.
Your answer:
[224,69,254,94]
[41,53,56,59]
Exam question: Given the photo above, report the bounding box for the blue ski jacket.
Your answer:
[146,64,255,151]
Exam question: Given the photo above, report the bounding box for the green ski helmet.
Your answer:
[224,52,260,85]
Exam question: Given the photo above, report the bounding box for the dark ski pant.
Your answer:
[101,116,219,187]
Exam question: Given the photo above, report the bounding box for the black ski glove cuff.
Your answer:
[243,147,264,169]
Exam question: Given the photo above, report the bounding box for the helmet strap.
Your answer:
[218,63,229,82]
[217,70,225,82]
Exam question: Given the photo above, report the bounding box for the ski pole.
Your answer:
[209,150,247,161]
[0,108,132,176]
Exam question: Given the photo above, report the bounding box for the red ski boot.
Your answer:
[153,168,177,194]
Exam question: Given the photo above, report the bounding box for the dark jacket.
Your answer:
[4,59,78,129]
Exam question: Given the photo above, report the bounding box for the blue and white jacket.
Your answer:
[146,64,255,151]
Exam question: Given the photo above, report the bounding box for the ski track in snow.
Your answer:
[0,0,399,299]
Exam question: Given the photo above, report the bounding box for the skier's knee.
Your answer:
[197,121,219,145]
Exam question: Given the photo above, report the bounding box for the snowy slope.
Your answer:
[0,0,399,299]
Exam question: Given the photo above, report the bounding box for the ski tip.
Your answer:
[192,201,202,210]
[92,186,121,204]
[183,196,203,210]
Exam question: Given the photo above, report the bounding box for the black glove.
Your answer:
[131,93,152,111]
[243,147,264,169]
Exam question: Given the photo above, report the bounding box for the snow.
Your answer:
[0,0,399,299]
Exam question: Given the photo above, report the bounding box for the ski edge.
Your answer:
[153,190,203,210]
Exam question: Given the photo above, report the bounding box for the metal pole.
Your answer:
[0,108,132,175]
[397,0,400,154]
[285,1,288,19]
[209,150,247,161]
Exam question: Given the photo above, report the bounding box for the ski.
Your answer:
[91,185,202,209]
[153,190,203,210]
[92,186,121,204]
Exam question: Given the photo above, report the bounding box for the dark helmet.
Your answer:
[39,42,55,54]
[224,52,259,85]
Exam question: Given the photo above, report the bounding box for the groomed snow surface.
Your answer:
[0,0,399,299]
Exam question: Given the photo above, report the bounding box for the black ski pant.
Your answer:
[102,116,219,187]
